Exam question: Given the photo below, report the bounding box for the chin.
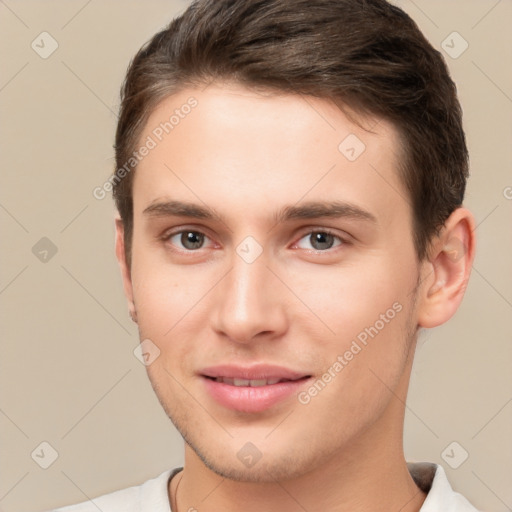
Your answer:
[183,426,336,484]
[194,447,312,483]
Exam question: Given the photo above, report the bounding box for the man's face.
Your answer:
[122,83,423,481]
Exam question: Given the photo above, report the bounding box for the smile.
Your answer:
[200,365,311,412]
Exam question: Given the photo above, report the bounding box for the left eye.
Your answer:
[295,231,343,251]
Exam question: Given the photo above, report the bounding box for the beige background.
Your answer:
[0,1,511,511]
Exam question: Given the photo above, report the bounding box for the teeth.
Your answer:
[250,379,269,387]
[213,377,283,386]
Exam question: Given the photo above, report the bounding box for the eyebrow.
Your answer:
[275,201,377,224]
[143,200,223,222]
[142,199,377,225]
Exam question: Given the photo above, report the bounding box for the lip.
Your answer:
[200,364,311,413]
[201,364,308,381]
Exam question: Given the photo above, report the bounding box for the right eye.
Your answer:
[163,230,213,251]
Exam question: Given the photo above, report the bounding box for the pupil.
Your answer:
[311,232,334,250]
[182,232,203,250]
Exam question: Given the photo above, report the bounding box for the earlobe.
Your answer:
[417,208,476,328]
[114,217,137,323]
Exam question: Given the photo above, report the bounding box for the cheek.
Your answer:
[132,272,205,340]
[297,298,415,435]
[130,234,206,322]
[283,256,413,343]
[129,247,220,373]
[285,254,418,406]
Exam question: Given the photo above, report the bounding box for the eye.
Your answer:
[295,231,344,251]
[165,230,211,251]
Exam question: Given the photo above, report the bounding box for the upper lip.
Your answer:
[200,364,309,381]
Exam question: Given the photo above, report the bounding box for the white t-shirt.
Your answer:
[48,462,480,512]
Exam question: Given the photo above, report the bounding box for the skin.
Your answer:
[115,82,476,512]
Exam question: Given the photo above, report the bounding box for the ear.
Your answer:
[417,207,476,328]
[115,217,137,323]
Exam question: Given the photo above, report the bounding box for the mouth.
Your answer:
[206,376,304,387]
[200,365,312,413]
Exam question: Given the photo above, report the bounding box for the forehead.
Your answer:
[133,82,409,228]
[142,81,401,157]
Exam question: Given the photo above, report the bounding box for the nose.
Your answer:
[210,250,288,345]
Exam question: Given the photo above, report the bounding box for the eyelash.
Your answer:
[160,227,348,254]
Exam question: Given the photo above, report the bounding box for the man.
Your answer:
[53,0,479,510]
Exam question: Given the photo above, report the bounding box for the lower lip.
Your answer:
[202,377,310,413]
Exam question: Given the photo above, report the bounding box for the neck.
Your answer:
[173,438,425,512]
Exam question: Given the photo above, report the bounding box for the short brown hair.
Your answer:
[113,0,468,267]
